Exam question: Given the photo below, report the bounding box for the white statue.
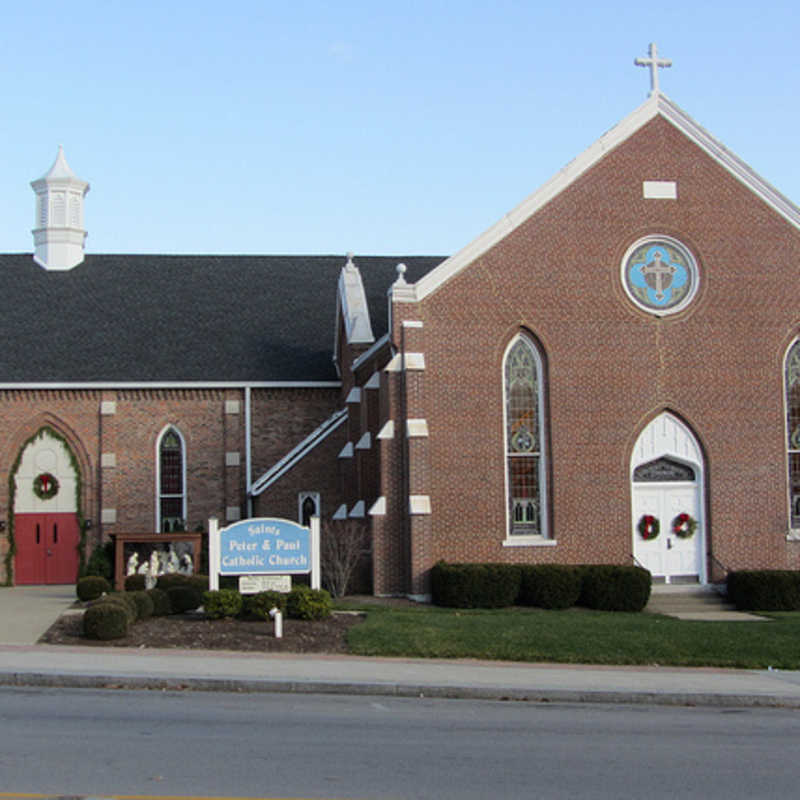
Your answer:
[179,553,193,575]
[167,546,180,573]
[137,561,149,575]
[149,550,160,577]
[126,552,139,576]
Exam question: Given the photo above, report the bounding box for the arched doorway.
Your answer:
[631,413,706,584]
[13,429,81,584]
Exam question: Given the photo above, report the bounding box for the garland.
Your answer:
[672,512,698,539]
[5,426,85,585]
[638,514,659,540]
[33,472,59,500]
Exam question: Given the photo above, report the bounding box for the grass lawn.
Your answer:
[341,605,800,669]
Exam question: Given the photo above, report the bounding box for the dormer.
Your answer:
[31,146,90,270]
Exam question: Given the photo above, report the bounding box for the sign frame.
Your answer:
[208,516,320,591]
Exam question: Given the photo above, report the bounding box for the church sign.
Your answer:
[208,516,320,591]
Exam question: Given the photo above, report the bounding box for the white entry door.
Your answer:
[632,482,702,582]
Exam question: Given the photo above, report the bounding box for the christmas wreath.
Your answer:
[33,472,59,500]
[672,512,697,539]
[638,514,659,540]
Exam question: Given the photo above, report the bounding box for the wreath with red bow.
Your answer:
[33,472,59,500]
[672,512,697,539]
[638,514,659,540]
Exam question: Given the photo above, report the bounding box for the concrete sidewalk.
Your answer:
[1,585,800,709]
[1,643,800,709]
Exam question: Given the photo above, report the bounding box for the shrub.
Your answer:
[90,595,137,625]
[578,565,652,612]
[286,586,332,620]
[83,603,129,640]
[129,590,155,620]
[243,590,287,620]
[76,575,111,602]
[147,587,171,616]
[518,565,581,609]
[84,542,114,581]
[125,574,147,592]
[321,519,370,598]
[430,562,521,608]
[166,584,202,614]
[727,570,800,611]
[203,589,243,619]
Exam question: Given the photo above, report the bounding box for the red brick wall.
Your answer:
[384,117,800,591]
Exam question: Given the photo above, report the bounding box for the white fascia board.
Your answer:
[410,93,800,303]
[250,408,348,495]
[351,333,390,372]
[0,381,342,390]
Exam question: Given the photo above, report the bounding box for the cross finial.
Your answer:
[635,42,672,97]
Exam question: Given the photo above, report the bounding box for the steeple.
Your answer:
[30,146,90,270]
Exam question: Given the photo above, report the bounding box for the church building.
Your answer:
[3,46,800,596]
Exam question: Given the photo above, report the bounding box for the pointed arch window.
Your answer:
[504,335,547,538]
[786,342,800,527]
[157,427,186,533]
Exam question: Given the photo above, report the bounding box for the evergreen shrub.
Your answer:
[430,562,521,608]
[124,574,147,591]
[727,570,800,611]
[285,586,332,620]
[84,542,114,581]
[243,590,287,620]
[518,564,581,609]
[76,575,111,602]
[90,594,136,625]
[130,590,154,620]
[83,603,129,640]
[146,587,171,616]
[578,565,651,612]
[166,584,202,613]
[203,589,243,619]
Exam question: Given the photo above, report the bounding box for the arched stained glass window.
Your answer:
[786,342,800,527]
[504,335,546,537]
[158,427,185,533]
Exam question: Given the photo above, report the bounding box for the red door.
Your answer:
[15,513,80,585]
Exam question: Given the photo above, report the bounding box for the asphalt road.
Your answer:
[1,687,799,799]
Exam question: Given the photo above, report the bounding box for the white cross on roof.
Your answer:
[635,42,672,97]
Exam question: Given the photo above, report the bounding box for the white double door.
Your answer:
[632,483,702,582]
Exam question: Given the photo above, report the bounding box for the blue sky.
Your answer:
[2,1,798,256]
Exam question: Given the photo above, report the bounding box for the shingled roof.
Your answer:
[0,253,443,384]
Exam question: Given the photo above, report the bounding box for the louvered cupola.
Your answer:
[30,146,90,270]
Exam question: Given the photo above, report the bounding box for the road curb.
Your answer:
[2,670,798,709]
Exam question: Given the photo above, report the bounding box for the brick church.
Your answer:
[4,47,800,596]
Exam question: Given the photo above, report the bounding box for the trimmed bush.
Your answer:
[203,589,243,619]
[90,595,137,625]
[286,586,332,620]
[166,584,202,614]
[76,575,111,602]
[124,574,147,592]
[130,590,155,620]
[83,603,129,640]
[430,562,521,608]
[578,565,652,612]
[156,573,192,590]
[243,590,287,620]
[147,588,171,616]
[727,570,800,611]
[518,565,581,609]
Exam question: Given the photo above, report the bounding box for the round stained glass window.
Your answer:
[621,236,699,316]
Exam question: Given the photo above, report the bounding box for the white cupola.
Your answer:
[30,146,90,270]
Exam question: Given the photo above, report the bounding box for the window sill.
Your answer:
[787,529,800,542]
[503,537,557,547]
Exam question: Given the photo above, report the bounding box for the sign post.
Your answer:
[208,516,320,592]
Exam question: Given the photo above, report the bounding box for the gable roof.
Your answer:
[0,253,442,385]
[405,93,800,303]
